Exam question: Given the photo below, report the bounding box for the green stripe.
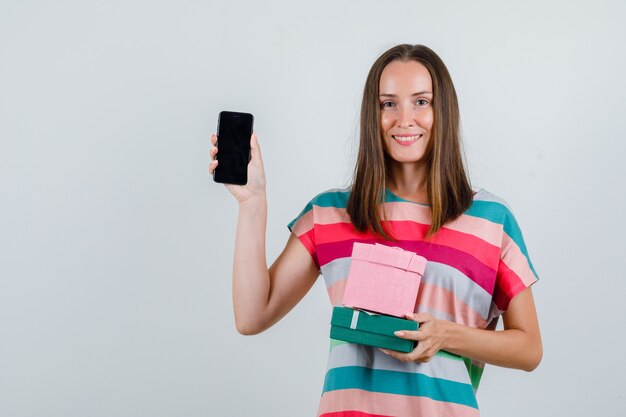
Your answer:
[310,190,351,208]
[330,338,350,350]
[463,357,484,391]
[323,366,478,409]
[436,350,463,362]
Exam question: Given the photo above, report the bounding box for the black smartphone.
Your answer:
[213,111,254,185]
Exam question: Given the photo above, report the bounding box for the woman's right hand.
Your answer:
[209,132,267,205]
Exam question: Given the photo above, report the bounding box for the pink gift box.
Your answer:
[342,243,427,318]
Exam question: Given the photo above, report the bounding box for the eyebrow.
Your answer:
[379,91,433,98]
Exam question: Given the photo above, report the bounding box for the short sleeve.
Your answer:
[287,199,320,270]
[491,203,539,317]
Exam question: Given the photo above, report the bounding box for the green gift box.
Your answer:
[330,306,419,353]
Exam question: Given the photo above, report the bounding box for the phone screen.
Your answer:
[213,111,253,185]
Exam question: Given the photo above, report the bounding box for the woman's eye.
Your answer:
[416,99,429,106]
[381,101,394,108]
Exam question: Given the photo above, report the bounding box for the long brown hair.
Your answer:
[346,44,473,239]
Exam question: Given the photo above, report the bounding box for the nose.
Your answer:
[397,105,415,128]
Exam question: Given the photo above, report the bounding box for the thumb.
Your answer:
[250,132,261,156]
[250,132,264,166]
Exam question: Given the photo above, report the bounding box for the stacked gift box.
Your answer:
[330,243,427,353]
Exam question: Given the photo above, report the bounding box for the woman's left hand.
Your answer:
[379,312,452,363]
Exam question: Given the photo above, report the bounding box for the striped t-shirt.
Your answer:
[287,187,538,417]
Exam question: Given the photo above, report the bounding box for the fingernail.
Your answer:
[394,331,405,337]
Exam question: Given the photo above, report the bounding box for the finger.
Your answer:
[412,347,435,363]
[210,146,218,160]
[250,132,263,162]
[383,341,432,362]
[251,132,259,149]
[394,329,425,341]
[406,312,432,323]
[208,159,218,174]
[379,348,414,363]
[210,134,217,146]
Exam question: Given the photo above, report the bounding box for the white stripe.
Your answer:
[350,310,359,329]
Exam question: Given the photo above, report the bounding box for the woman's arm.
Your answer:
[210,133,319,336]
[381,287,542,371]
[233,200,319,334]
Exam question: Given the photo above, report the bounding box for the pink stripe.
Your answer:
[317,389,480,417]
[313,221,500,272]
[313,205,354,225]
[417,283,487,328]
[320,411,392,417]
[313,203,502,246]
[444,209,502,247]
[501,234,537,286]
[381,201,431,223]
[291,209,314,236]
[383,202,502,247]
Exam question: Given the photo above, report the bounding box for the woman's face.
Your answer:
[379,60,434,166]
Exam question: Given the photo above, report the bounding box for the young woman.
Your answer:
[209,44,542,417]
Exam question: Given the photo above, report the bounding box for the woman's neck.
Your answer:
[387,162,429,204]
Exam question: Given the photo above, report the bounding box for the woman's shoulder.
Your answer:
[469,188,533,261]
[469,187,518,220]
[472,187,510,206]
[306,186,352,208]
[288,186,351,230]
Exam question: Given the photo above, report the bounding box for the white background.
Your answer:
[1,0,625,416]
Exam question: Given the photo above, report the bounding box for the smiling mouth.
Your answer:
[392,134,422,142]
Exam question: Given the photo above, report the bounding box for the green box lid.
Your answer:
[330,306,419,353]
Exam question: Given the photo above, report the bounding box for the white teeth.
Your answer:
[393,135,421,142]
